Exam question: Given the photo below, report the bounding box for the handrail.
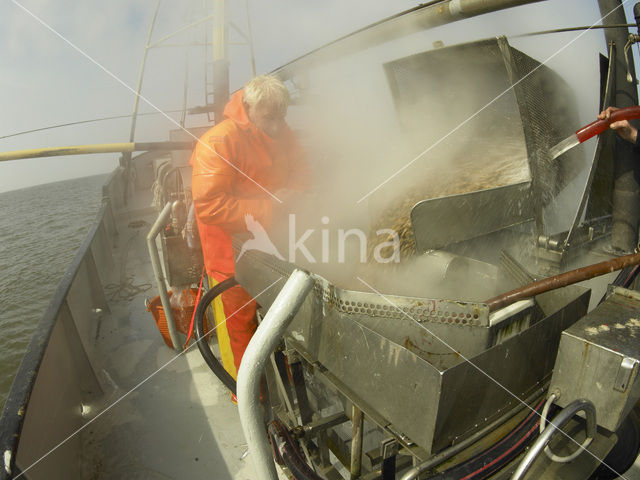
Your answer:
[237,270,315,480]
[0,141,193,163]
[511,399,596,480]
[146,203,181,352]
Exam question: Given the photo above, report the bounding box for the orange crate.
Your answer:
[146,288,213,348]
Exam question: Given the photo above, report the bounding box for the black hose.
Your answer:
[425,398,547,480]
[194,276,238,395]
[268,420,325,480]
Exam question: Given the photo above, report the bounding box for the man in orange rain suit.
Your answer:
[191,75,309,390]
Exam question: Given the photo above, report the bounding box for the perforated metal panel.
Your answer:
[316,280,488,327]
[234,246,590,455]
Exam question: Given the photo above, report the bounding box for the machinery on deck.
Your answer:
[151,27,640,479]
[4,1,640,479]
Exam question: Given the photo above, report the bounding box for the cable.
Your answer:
[539,393,594,464]
[268,420,325,480]
[512,23,635,38]
[424,398,546,480]
[0,109,187,141]
[194,277,239,394]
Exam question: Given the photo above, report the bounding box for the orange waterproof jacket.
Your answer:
[191,90,309,275]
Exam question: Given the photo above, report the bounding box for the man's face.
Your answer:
[247,102,287,138]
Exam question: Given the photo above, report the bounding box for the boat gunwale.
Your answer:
[0,176,119,480]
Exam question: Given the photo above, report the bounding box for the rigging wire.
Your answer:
[2,15,635,143]
[512,23,636,38]
[0,109,188,141]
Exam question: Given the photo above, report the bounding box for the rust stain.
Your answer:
[582,341,589,360]
[403,337,459,360]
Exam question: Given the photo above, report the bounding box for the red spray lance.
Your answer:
[549,105,640,160]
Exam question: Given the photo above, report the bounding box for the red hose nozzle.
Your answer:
[576,105,640,143]
[550,105,640,160]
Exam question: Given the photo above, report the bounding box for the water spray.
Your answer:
[550,105,640,160]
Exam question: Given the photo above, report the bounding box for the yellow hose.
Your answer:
[0,141,193,162]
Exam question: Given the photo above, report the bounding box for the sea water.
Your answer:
[0,174,105,411]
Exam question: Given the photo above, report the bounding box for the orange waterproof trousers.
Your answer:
[209,272,257,378]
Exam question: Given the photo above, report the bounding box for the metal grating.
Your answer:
[235,246,489,327]
[384,36,581,247]
[316,280,488,327]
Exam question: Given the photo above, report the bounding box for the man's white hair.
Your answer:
[243,75,290,114]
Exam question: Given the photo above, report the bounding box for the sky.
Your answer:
[0,0,639,193]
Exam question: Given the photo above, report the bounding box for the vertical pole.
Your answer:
[350,406,364,479]
[213,0,230,123]
[123,0,160,205]
[245,0,257,77]
[129,0,161,146]
[599,0,640,252]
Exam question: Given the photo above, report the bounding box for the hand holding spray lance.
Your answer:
[549,105,640,160]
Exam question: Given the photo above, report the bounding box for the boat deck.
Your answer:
[81,188,640,480]
[74,192,281,479]
[11,173,640,480]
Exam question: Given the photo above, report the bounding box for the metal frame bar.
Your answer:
[147,15,214,49]
[146,202,181,351]
[350,406,364,479]
[511,399,597,480]
[128,0,161,146]
[563,41,616,252]
[237,270,315,480]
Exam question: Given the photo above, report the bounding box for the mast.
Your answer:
[212,0,230,123]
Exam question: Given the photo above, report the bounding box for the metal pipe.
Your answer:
[511,399,596,480]
[484,252,640,312]
[399,388,546,480]
[0,141,193,163]
[244,0,257,77]
[146,203,181,352]
[350,406,364,479]
[237,270,315,480]
[180,51,189,128]
[147,14,214,49]
[213,0,229,123]
[128,0,161,146]
[274,0,545,80]
[539,394,593,463]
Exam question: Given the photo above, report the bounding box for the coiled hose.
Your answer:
[194,276,238,395]
[195,280,324,479]
[425,398,548,480]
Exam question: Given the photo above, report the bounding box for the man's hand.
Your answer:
[599,106,638,144]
